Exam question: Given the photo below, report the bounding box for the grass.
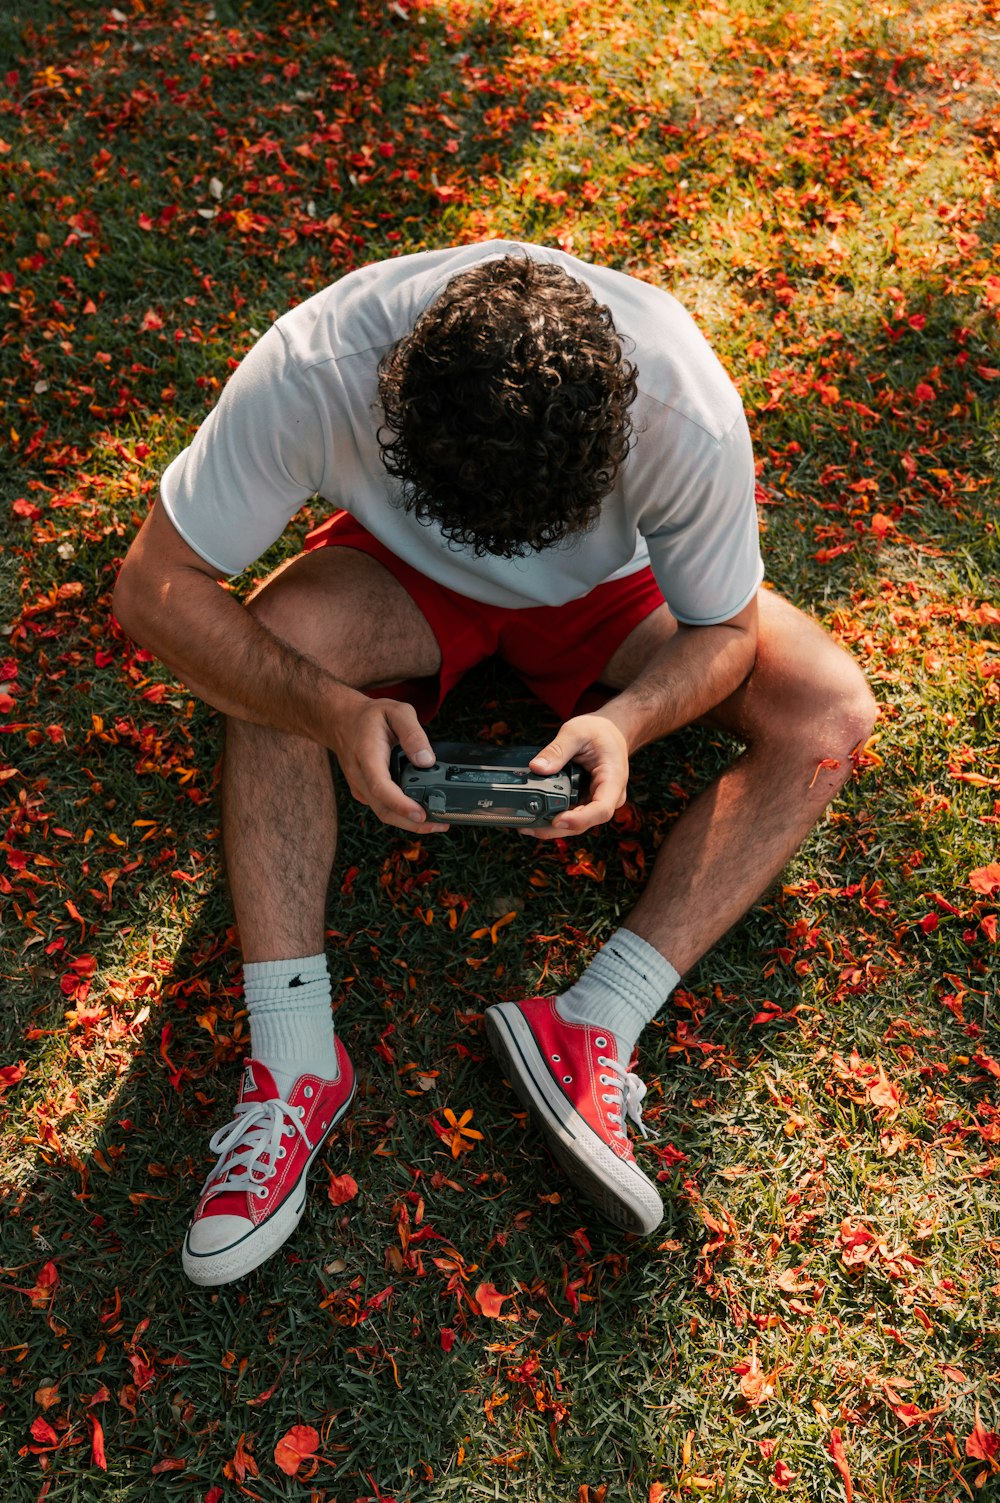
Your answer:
[0,0,998,1499]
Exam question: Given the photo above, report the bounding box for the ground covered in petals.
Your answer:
[0,0,997,1499]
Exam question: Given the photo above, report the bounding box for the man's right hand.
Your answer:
[327,693,450,834]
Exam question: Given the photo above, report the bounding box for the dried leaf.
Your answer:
[327,1172,359,1206]
[826,1429,853,1501]
[966,1407,1000,1463]
[474,1282,515,1319]
[274,1424,320,1477]
[89,1414,107,1471]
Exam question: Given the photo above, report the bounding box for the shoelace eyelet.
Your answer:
[204,1094,316,1200]
[595,1036,608,1048]
[304,1086,314,1099]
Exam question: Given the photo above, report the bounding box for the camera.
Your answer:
[390,742,586,828]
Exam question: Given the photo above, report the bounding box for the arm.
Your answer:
[113,500,443,832]
[597,594,757,751]
[527,595,758,839]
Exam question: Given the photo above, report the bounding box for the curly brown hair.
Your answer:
[376,254,638,558]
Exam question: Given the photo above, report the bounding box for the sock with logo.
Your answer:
[554,927,680,1063]
[244,954,339,1100]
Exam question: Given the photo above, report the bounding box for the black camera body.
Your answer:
[390,743,585,828]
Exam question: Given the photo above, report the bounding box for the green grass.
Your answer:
[1,0,998,1499]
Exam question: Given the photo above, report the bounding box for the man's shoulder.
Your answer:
[526,251,743,443]
[274,241,529,368]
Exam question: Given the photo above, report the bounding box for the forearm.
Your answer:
[114,562,362,742]
[114,500,442,831]
[598,616,757,752]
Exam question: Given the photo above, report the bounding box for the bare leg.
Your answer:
[222,722,336,962]
[600,589,877,974]
[222,548,442,962]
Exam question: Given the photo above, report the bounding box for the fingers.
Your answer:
[525,714,629,840]
[529,738,566,775]
[377,703,447,830]
[526,772,623,839]
[388,703,435,770]
[563,768,625,832]
[345,700,448,833]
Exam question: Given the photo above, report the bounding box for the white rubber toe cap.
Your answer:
[185,1212,253,1257]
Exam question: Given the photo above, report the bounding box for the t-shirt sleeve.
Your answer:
[159,324,325,575]
[640,409,763,625]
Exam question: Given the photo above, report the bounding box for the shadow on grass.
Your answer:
[4,657,724,1499]
[10,630,991,1497]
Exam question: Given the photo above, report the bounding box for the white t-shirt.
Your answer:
[160,240,763,624]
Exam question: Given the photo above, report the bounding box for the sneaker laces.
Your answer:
[202,1097,313,1198]
[601,1055,650,1140]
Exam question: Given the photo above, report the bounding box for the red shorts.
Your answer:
[303,511,666,723]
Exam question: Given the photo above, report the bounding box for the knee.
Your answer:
[245,573,298,637]
[776,642,877,746]
[244,568,332,666]
[840,668,878,751]
[751,652,877,760]
[805,673,877,769]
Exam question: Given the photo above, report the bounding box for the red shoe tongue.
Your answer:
[239,1060,279,1104]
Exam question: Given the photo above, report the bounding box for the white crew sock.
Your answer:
[554,927,680,1063]
[244,955,339,1100]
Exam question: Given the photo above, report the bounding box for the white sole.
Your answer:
[182,1082,356,1287]
[485,1004,663,1236]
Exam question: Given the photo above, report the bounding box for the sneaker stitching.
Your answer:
[526,1010,635,1160]
[187,1077,357,1258]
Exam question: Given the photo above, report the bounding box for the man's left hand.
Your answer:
[526,715,629,839]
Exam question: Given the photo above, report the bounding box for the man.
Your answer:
[113,241,876,1287]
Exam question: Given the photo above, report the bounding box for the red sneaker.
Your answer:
[485,997,663,1234]
[182,1043,356,1287]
